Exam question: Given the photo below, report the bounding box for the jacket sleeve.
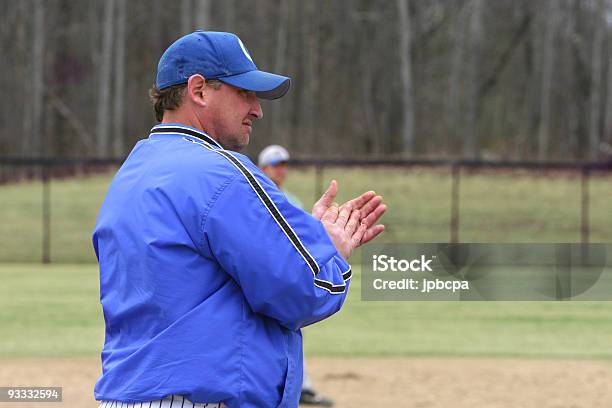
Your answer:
[201,166,352,331]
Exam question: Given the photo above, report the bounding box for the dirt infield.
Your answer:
[1,357,611,407]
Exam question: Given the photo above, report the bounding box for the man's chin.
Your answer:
[225,134,249,151]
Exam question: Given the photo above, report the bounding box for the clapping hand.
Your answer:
[312,180,386,260]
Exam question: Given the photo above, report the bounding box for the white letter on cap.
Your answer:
[237,38,254,62]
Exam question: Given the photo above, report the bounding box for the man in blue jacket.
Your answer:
[93,31,386,408]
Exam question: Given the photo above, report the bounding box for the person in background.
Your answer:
[259,144,334,407]
[258,145,303,208]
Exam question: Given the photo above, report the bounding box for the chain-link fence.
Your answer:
[1,158,611,263]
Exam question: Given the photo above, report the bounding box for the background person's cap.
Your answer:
[258,145,290,167]
[156,30,291,99]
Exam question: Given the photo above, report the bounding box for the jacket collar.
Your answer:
[149,124,224,149]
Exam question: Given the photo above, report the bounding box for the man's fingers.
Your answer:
[321,180,338,206]
[351,221,368,248]
[321,203,339,224]
[361,203,387,227]
[359,224,385,246]
[359,195,382,219]
[345,209,361,236]
[335,205,351,227]
[314,184,386,250]
[342,190,375,212]
[312,180,338,219]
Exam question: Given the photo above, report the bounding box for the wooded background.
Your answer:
[2,0,612,161]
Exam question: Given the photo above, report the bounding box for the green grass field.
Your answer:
[0,167,611,360]
[0,167,611,263]
[1,263,612,359]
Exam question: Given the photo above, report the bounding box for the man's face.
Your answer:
[202,83,263,151]
[262,162,288,188]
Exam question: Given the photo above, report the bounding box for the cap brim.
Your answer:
[218,70,291,100]
[268,159,288,166]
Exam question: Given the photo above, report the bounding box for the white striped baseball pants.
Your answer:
[98,395,226,408]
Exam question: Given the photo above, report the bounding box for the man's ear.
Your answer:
[186,74,207,108]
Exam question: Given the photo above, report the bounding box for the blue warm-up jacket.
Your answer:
[92,124,352,407]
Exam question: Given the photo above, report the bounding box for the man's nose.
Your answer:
[250,99,263,120]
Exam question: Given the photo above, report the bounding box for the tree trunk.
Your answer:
[30,0,45,156]
[224,0,235,31]
[562,0,579,159]
[359,14,380,155]
[397,0,415,156]
[604,28,612,146]
[537,0,559,160]
[270,0,290,145]
[96,0,114,157]
[588,0,605,160]
[298,1,318,153]
[447,3,467,156]
[19,0,30,155]
[181,0,193,35]
[112,0,127,157]
[195,0,211,29]
[464,0,483,159]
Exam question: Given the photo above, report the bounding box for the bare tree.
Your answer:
[96,0,115,157]
[447,3,467,154]
[351,9,383,154]
[223,0,235,31]
[112,0,127,157]
[270,0,291,145]
[561,0,580,158]
[361,22,381,155]
[604,21,612,146]
[4,0,612,161]
[297,0,319,152]
[181,0,193,34]
[195,0,212,29]
[464,0,483,158]
[274,0,290,78]
[397,0,415,156]
[589,0,605,159]
[537,0,560,160]
[28,0,45,156]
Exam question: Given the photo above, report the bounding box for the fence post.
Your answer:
[580,166,590,245]
[314,163,324,204]
[450,163,461,244]
[42,162,51,264]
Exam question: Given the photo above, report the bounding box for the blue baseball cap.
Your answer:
[156,30,291,99]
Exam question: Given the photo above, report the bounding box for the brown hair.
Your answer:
[149,79,223,122]
[149,83,187,122]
